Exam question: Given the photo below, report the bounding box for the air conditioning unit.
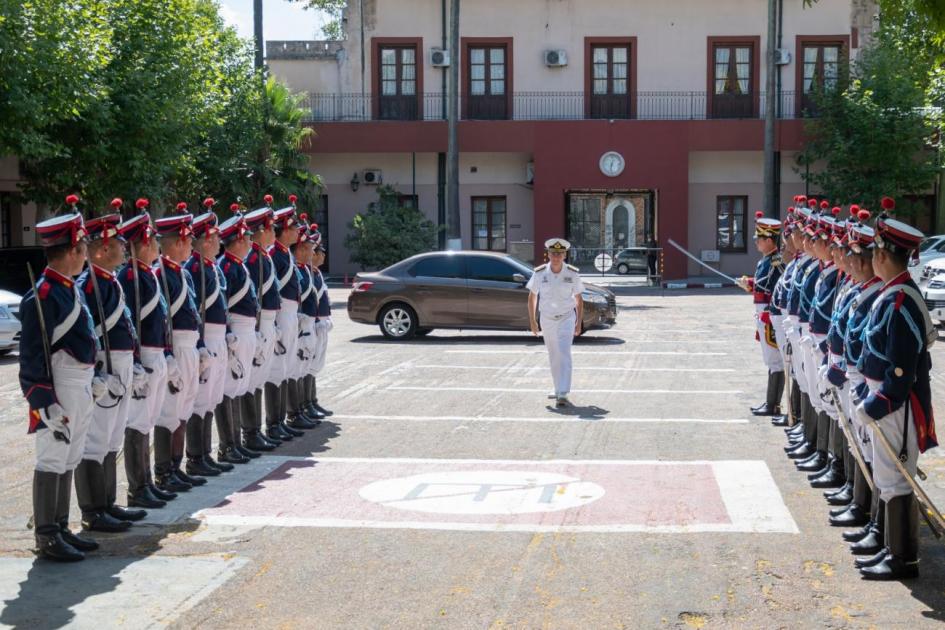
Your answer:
[544,49,568,67]
[525,162,535,185]
[362,169,382,185]
[431,48,450,67]
[774,48,792,65]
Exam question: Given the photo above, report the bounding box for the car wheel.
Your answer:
[415,328,434,337]
[379,303,418,340]
[616,263,630,275]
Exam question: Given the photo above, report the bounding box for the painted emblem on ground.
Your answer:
[358,470,606,515]
[197,458,798,534]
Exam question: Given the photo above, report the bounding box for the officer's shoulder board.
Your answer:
[534,263,547,272]
[771,253,783,268]
[38,281,51,300]
[566,264,579,273]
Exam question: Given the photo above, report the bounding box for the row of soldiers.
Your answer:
[20,194,333,562]
[743,195,938,581]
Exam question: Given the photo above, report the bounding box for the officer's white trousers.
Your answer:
[540,311,576,397]
[268,301,298,385]
[126,347,167,435]
[249,311,276,392]
[83,349,134,463]
[225,315,256,398]
[754,304,784,372]
[785,316,806,394]
[845,371,871,463]
[295,314,316,379]
[861,377,918,500]
[312,319,330,375]
[195,323,227,416]
[35,351,94,474]
[156,330,200,431]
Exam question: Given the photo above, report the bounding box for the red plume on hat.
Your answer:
[176,201,188,213]
[787,206,794,214]
[858,209,871,221]
[110,198,123,210]
[263,194,273,206]
[755,210,764,219]
[820,200,829,210]
[881,196,895,211]
[229,203,240,212]
[203,197,214,209]
[136,198,149,210]
[808,199,817,208]
[831,206,841,216]
[65,194,80,208]
[288,194,298,206]
[849,204,860,216]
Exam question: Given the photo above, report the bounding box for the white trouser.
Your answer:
[800,333,823,411]
[225,315,257,398]
[861,378,918,500]
[845,371,871,463]
[296,314,317,379]
[540,311,576,397]
[785,316,805,393]
[156,330,200,431]
[195,324,227,416]
[126,347,167,434]
[268,301,298,385]
[249,311,276,392]
[754,304,784,372]
[35,351,94,474]
[312,319,330,375]
[83,350,134,463]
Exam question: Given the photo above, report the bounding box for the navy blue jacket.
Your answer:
[186,252,227,326]
[314,268,331,317]
[19,267,98,421]
[751,252,782,305]
[857,272,937,451]
[155,256,200,333]
[809,263,839,335]
[797,261,822,324]
[787,255,814,317]
[770,254,799,316]
[118,259,167,350]
[297,263,318,317]
[77,264,136,353]
[270,242,301,302]
[219,250,257,320]
[246,243,280,311]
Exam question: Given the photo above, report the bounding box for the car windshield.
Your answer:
[920,237,942,252]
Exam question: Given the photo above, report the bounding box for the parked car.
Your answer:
[909,235,945,283]
[0,288,23,355]
[918,255,945,285]
[0,247,47,296]
[348,251,617,339]
[613,248,649,275]
[922,271,945,326]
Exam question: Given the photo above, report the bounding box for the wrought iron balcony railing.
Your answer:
[299,91,810,123]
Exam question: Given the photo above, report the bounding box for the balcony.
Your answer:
[299,91,808,123]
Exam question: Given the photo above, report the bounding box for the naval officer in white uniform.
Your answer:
[527,238,584,407]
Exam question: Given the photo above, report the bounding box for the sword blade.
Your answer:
[666,239,738,283]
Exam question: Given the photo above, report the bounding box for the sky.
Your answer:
[218,0,331,44]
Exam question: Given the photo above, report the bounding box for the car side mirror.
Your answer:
[512,273,527,284]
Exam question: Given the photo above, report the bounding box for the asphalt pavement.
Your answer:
[0,287,943,629]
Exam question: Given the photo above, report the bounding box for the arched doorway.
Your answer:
[604,197,635,251]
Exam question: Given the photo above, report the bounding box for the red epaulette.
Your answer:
[894,290,906,311]
[223,262,231,273]
[126,267,134,281]
[84,280,94,295]
[248,253,258,264]
[38,282,51,300]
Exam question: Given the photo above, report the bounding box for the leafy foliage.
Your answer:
[287,0,347,40]
[345,185,438,270]
[796,5,943,214]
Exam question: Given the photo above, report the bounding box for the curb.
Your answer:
[662,281,736,290]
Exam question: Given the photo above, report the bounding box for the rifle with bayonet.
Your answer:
[85,253,121,409]
[156,254,181,394]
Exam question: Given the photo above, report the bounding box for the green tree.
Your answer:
[796,8,943,214]
[286,0,347,39]
[345,185,438,270]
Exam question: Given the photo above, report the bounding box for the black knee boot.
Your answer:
[751,371,781,416]
[216,398,250,464]
[76,459,130,532]
[126,429,165,508]
[154,426,190,492]
[105,450,146,521]
[267,382,295,441]
[245,388,277,451]
[860,494,920,580]
[311,375,332,416]
[185,414,219,477]
[233,393,261,458]
[175,420,207,486]
[33,470,83,562]
[57,470,98,552]
[852,498,886,557]
[205,410,233,471]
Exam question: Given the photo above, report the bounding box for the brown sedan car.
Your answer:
[347,251,617,339]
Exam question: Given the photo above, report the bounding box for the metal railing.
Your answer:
[569,247,662,285]
[299,91,805,123]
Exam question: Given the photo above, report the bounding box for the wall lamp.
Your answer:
[350,172,360,192]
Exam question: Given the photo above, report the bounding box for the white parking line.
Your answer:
[330,414,748,424]
[386,386,742,394]
[410,365,736,373]
[444,350,728,356]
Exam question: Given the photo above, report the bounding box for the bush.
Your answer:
[345,186,439,270]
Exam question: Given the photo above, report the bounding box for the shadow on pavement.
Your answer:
[349,334,626,346]
[908,529,945,622]
[545,404,610,420]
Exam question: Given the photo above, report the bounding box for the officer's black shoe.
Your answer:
[287,413,318,430]
[860,554,919,581]
[770,414,789,426]
[82,510,132,533]
[796,452,828,472]
[854,548,888,569]
[784,440,810,456]
[312,402,333,417]
[280,421,304,437]
[59,523,99,552]
[128,486,166,509]
[794,451,823,466]
[107,504,147,522]
[826,483,854,506]
[806,461,832,481]
[810,464,844,488]
[174,467,207,487]
[204,454,234,472]
[186,457,220,477]
[235,444,261,459]
[243,431,276,452]
[829,501,853,517]
[843,520,875,543]
[824,480,852,499]
[830,504,870,527]
[155,470,191,494]
[850,528,884,556]
[786,423,805,436]
[218,446,250,465]
[148,482,178,501]
[298,406,326,422]
[35,532,85,562]
[267,423,292,442]
[750,402,780,416]
[786,445,814,460]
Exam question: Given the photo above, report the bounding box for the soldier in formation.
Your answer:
[19,193,334,562]
[763,195,937,580]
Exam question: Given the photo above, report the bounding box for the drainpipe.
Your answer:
[446,0,461,249]
[359,0,366,119]
[763,0,778,216]
[438,0,447,248]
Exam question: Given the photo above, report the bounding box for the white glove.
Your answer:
[166,355,183,394]
[854,401,873,427]
[132,362,150,399]
[273,324,287,356]
[322,317,334,332]
[40,403,70,443]
[105,373,126,400]
[226,332,239,352]
[91,375,108,401]
[817,363,829,382]
[228,352,245,380]
[198,346,212,383]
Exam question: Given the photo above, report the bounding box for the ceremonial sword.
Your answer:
[828,388,875,493]
[666,239,738,284]
[26,263,68,444]
[156,254,181,394]
[85,252,121,409]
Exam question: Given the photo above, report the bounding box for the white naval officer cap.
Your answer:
[544,238,571,252]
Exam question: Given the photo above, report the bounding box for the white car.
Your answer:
[923,272,945,326]
[909,234,945,283]
[918,255,945,286]
[0,289,22,355]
